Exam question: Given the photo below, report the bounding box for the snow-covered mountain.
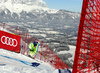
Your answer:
[0,0,47,8]
[0,0,58,14]
[0,0,80,25]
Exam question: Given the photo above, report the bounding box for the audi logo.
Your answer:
[1,36,18,47]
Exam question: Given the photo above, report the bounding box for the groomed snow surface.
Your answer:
[0,48,58,73]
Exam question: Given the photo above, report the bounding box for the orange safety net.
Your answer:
[73,0,100,73]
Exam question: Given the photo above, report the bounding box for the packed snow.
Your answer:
[0,48,58,73]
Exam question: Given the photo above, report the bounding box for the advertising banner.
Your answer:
[0,30,21,53]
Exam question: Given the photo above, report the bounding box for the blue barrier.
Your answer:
[59,69,71,73]
[0,54,40,67]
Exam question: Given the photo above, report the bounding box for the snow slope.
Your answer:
[0,48,58,73]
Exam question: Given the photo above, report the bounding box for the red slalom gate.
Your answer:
[73,0,100,73]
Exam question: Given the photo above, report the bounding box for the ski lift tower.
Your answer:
[73,0,100,73]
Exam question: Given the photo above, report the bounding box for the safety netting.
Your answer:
[73,0,100,73]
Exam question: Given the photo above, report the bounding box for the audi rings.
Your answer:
[1,36,18,47]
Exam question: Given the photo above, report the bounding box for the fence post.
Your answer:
[27,33,29,55]
[3,23,5,29]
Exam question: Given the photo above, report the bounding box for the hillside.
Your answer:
[0,0,80,68]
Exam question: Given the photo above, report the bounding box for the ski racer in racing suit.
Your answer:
[28,41,39,58]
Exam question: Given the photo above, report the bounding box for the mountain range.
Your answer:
[0,0,81,68]
[0,0,80,28]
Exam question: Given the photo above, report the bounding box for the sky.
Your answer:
[43,0,83,13]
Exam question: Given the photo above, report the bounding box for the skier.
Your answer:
[28,41,39,58]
